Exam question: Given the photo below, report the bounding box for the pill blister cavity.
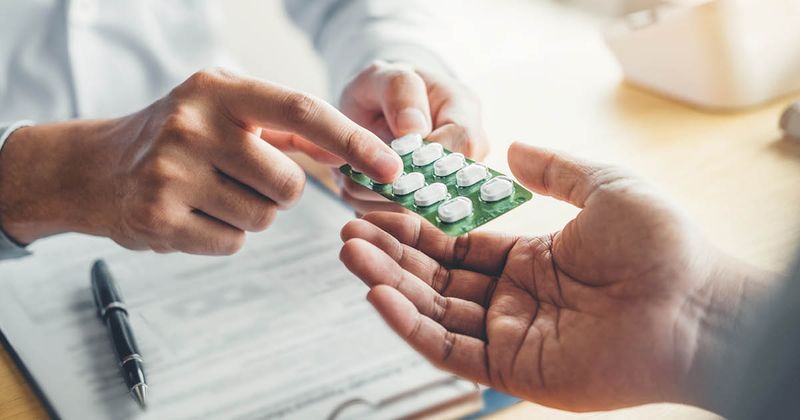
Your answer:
[414,183,448,207]
[391,133,424,156]
[456,164,488,187]
[392,172,425,195]
[438,197,473,223]
[412,143,444,166]
[434,153,466,177]
[480,176,514,202]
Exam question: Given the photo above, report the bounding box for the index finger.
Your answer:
[215,72,403,183]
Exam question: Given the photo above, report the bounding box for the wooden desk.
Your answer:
[3,1,800,418]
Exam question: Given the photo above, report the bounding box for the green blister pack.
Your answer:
[339,134,533,236]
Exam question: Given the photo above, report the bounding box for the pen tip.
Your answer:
[131,383,149,409]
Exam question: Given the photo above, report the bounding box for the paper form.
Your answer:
[0,182,478,419]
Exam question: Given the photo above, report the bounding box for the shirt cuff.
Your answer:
[0,120,35,260]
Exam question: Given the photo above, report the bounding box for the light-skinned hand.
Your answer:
[0,68,403,254]
[339,142,768,412]
[337,61,489,214]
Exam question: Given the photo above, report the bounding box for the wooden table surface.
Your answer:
[3,2,800,417]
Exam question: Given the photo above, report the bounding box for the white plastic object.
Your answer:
[414,183,448,207]
[456,164,488,187]
[412,143,444,166]
[480,176,514,202]
[437,197,473,223]
[392,172,425,195]
[391,133,423,156]
[605,0,800,110]
[433,153,466,177]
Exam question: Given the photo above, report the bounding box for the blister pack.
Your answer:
[339,134,533,236]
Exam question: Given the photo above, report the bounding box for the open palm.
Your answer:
[339,143,727,411]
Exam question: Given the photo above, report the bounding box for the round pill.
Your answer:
[391,133,424,156]
[480,176,514,202]
[437,197,473,223]
[412,143,444,166]
[780,101,800,141]
[433,153,466,177]
[456,164,488,187]
[391,172,425,195]
[414,182,448,207]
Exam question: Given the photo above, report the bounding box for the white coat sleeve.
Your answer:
[283,0,457,103]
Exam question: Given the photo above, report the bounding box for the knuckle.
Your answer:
[139,155,181,189]
[214,231,246,255]
[272,166,306,205]
[340,128,366,161]
[281,92,320,125]
[150,243,174,254]
[431,294,449,323]
[590,166,633,194]
[159,110,198,145]
[185,67,231,89]
[358,60,389,80]
[440,332,456,363]
[385,69,421,92]
[366,60,388,73]
[130,199,173,237]
[172,67,238,99]
[250,203,277,232]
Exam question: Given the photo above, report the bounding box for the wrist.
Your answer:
[678,251,778,412]
[0,119,119,244]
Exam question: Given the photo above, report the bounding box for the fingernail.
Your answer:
[396,108,430,135]
[373,149,403,182]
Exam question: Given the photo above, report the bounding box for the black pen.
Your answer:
[91,259,149,409]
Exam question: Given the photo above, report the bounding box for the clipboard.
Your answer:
[0,179,486,419]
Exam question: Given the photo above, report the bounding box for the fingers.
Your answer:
[377,65,432,136]
[170,211,246,255]
[426,123,484,160]
[342,194,408,216]
[508,142,622,208]
[341,218,497,306]
[211,125,306,209]
[359,212,518,276]
[367,285,490,385]
[260,128,344,166]
[341,178,408,215]
[342,61,432,137]
[197,69,402,183]
[342,177,387,202]
[189,170,278,232]
[340,238,487,339]
[417,70,489,159]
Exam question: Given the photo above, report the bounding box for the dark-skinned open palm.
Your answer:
[339,142,739,412]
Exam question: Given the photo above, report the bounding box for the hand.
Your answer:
[0,68,402,254]
[337,61,489,214]
[339,142,767,411]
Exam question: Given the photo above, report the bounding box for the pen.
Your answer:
[91,259,149,409]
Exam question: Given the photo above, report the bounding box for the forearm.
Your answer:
[0,119,120,244]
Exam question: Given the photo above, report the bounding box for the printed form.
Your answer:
[0,183,478,419]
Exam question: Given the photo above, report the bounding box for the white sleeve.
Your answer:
[283,0,457,103]
[0,120,34,260]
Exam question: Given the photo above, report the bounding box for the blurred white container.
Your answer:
[605,0,800,110]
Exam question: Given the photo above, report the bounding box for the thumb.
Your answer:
[377,66,432,137]
[508,142,614,208]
